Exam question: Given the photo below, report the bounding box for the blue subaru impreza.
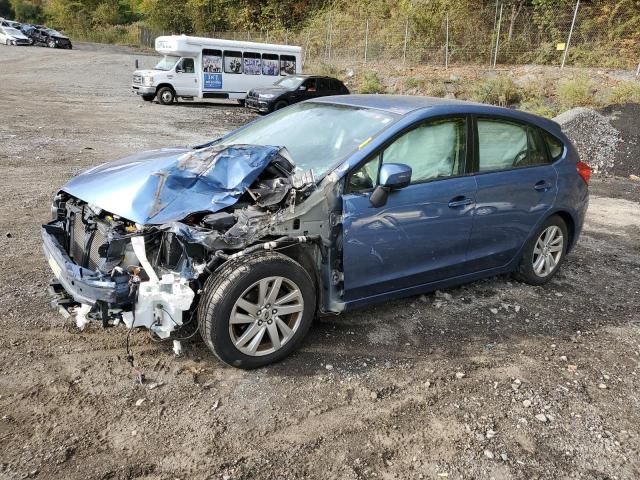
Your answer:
[43,95,590,368]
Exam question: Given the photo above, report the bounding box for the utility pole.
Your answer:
[445,12,449,69]
[561,0,580,70]
[493,3,503,68]
[364,19,369,64]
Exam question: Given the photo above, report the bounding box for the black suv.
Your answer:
[246,75,349,113]
[22,26,72,49]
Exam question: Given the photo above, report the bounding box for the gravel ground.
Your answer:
[1,44,640,480]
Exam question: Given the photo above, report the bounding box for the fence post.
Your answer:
[489,0,499,65]
[445,12,449,69]
[402,17,409,65]
[561,0,580,70]
[364,18,369,64]
[636,62,640,76]
[493,3,503,68]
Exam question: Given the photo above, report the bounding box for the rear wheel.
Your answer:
[198,253,316,369]
[157,86,175,105]
[514,215,568,285]
[237,99,246,107]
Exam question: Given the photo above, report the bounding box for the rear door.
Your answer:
[466,117,558,271]
[341,116,477,301]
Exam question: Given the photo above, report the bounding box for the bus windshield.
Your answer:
[154,55,180,71]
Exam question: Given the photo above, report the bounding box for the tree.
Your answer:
[0,0,15,18]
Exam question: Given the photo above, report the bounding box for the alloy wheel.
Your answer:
[532,225,564,277]
[229,276,304,356]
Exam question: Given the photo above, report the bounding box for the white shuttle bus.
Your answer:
[132,35,302,105]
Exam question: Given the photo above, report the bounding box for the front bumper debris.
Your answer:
[41,223,130,306]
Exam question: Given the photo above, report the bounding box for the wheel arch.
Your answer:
[275,243,324,316]
[155,83,176,95]
[549,209,576,253]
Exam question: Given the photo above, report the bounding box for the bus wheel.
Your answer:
[157,87,175,105]
[273,100,288,111]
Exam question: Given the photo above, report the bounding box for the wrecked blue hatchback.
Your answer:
[43,96,589,368]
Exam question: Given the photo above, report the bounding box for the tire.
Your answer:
[514,215,568,285]
[198,252,316,369]
[157,86,175,105]
[273,100,288,111]
[142,94,155,102]
[237,99,245,107]
[47,39,56,48]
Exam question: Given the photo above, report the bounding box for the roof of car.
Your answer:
[312,94,561,132]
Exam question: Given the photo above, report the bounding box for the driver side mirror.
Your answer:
[369,163,412,208]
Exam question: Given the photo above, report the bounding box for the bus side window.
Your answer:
[224,50,242,74]
[262,53,279,76]
[243,52,261,75]
[280,55,296,75]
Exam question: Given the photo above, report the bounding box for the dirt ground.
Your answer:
[1,43,640,480]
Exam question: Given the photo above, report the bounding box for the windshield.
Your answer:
[5,27,22,35]
[154,55,180,71]
[220,103,398,178]
[274,76,306,90]
[46,29,63,36]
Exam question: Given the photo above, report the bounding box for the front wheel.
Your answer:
[48,39,56,48]
[272,100,288,111]
[157,86,175,105]
[514,215,568,285]
[198,253,316,369]
[142,94,155,102]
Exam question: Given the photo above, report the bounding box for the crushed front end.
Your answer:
[42,143,333,341]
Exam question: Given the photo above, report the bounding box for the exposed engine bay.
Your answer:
[42,144,345,342]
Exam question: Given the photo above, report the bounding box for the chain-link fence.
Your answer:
[138,2,639,71]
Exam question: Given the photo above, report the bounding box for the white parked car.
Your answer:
[0,26,32,45]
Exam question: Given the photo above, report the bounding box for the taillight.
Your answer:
[576,161,591,185]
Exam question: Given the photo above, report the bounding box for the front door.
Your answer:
[172,57,199,97]
[466,118,558,271]
[341,117,477,302]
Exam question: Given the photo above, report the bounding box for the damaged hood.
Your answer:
[62,144,284,225]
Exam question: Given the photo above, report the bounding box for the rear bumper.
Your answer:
[41,223,130,306]
[245,97,270,113]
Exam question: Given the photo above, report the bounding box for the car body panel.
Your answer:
[342,175,478,300]
[61,144,284,224]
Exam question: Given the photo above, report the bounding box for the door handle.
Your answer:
[534,180,551,191]
[448,196,473,208]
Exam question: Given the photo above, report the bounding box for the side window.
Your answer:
[280,55,296,75]
[383,118,467,184]
[477,119,552,171]
[348,154,381,192]
[224,50,242,74]
[542,131,565,161]
[243,52,261,75]
[304,78,317,92]
[317,79,331,92]
[178,58,194,73]
[262,54,279,75]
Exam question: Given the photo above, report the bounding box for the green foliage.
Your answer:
[556,75,597,109]
[358,71,386,94]
[9,0,44,23]
[471,76,522,107]
[609,81,640,104]
[0,0,14,17]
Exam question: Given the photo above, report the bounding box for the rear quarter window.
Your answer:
[542,131,565,160]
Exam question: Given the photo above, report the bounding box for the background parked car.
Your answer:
[22,26,72,49]
[0,26,31,45]
[245,75,349,113]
